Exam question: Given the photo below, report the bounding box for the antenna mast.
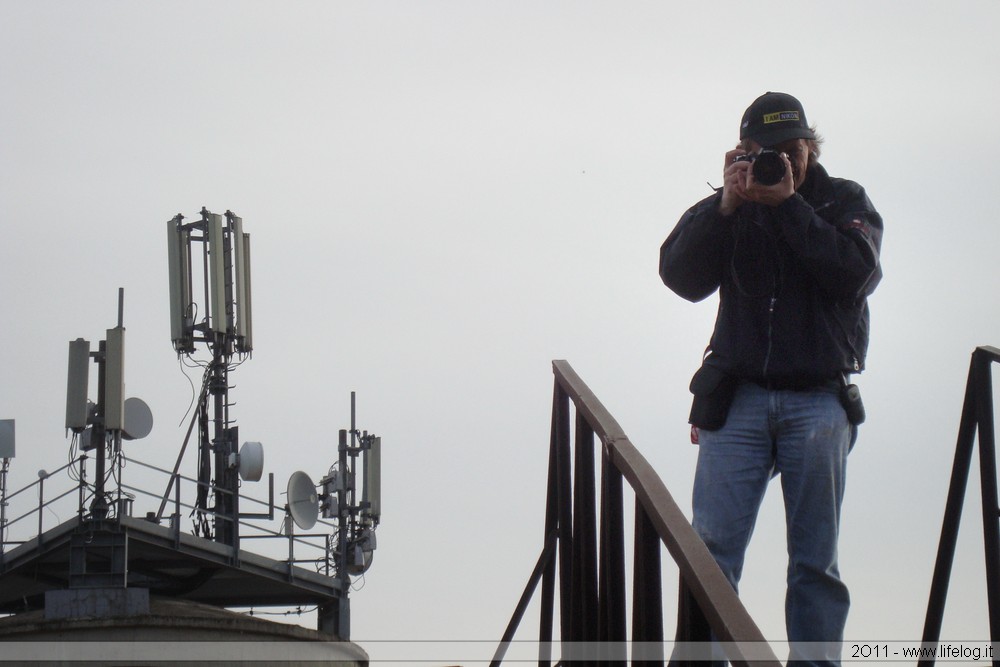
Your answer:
[309,391,381,637]
[166,208,253,546]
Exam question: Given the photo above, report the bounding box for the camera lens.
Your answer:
[752,151,785,186]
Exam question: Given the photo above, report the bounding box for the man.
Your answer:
[659,92,882,664]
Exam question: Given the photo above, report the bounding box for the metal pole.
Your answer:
[77,454,87,523]
[921,353,982,655]
[491,532,558,667]
[211,347,228,545]
[113,289,126,517]
[350,392,358,546]
[1,458,9,557]
[598,448,626,663]
[538,380,562,667]
[156,377,208,521]
[173,472,181,548]
[632,500,663,658]
[91,341,108,520]
[337,427,351,640]
[570,413,598,647]
[554,385,573,644]
[196,387,211,537]
[972,351,1000,643]
[37,475,44,538]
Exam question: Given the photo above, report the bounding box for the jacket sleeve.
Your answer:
[772,182,883,301]
[659,192,732,302]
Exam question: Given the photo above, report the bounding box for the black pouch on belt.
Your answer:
[688,364,739,431]
[839,382,866,425]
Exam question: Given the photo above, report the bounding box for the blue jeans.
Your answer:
[692,382,852,666]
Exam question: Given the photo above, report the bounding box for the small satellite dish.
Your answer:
[122,397,153,440]
[287,470,318,530]
[238,441,264,482]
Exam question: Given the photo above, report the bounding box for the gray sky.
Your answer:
[2,0,999,659]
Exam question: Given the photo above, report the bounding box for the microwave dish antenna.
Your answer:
[236,441,264,482]
[122,397,154,441]
[287,470,319,531]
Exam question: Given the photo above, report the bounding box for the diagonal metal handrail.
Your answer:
[492,360,779,666]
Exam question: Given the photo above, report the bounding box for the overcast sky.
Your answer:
[3,1,1000,661]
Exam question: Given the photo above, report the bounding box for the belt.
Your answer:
[750,376,842,392]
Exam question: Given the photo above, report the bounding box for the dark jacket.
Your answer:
[659,163,883,385]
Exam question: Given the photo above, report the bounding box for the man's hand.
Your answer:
[719,148,751,217]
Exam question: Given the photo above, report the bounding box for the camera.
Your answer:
[733,149,786,186]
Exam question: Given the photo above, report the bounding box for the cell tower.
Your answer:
[64,289,155,522]
[166,208,255,547]
[164,207,381,635]
[0,207,381,653]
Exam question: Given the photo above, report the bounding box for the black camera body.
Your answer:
[733,149,786,186]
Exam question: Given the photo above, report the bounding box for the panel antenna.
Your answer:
[161,208,260,547]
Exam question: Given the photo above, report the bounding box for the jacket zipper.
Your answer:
[762,295,777,378]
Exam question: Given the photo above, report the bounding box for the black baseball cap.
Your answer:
[739,92,816,146]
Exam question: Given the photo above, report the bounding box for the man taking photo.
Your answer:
[659,92,883,665]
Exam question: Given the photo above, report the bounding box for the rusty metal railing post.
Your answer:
[535,376,573,664]
[554,380,573,645]
[491,531,558,667]
[570,413,598,648]
[974,350,1000,642]
[674,578,711,642]
[632,498,663,661]
[598,446,626,663]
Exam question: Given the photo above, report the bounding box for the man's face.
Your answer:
[750,138,811,190]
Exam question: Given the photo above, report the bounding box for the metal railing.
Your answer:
[0,455,90,565]
[492,360,779,666]
[0,451,332,577]
[120,454,333,573]
[921,346,1000,662]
